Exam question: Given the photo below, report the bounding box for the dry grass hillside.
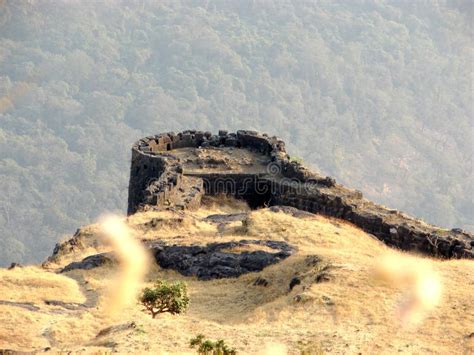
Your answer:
[1,197,473,354]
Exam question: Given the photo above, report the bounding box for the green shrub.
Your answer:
[190,334,237,355]
[139,280,189,318]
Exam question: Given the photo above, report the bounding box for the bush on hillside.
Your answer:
[139,280,189,318]
[190,334,237,355]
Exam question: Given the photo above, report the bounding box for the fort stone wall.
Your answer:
[128,130,473,259]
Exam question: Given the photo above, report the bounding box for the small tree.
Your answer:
[139,280,189,318]
[190,334,237,355]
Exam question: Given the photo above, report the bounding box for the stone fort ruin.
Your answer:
[128,130,473,259]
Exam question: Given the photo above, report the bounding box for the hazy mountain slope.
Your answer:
[1,203,473,354]
[0,1,472,265]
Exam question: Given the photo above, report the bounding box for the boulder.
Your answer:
[60,253,115,273]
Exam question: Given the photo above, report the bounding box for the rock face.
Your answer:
[60,253,115,273]
[44,227,98,266]
[150,240,294,280]
[127,130,474,259]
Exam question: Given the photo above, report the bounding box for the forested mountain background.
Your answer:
[0,0,472,266]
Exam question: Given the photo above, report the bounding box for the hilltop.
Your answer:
[127,130,473,259]
[1,1,472,266]
[0,130,473,354]
[1,198,473,354]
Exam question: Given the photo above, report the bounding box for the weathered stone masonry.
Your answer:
[128,130,473,259]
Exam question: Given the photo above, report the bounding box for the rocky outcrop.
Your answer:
[43,300,89,311]
[44,227,99,266]
[203,213,248,224]
[60,253,115,273]
[0,300,40,312]
[149,240,295,280]
[96,322,137,338]
[127,130,474,259]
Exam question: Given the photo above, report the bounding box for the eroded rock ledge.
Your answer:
[127,130,473,259]
[149,240,294,280]
[58,239,295,280]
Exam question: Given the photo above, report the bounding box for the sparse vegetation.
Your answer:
[139,280,189,318]
[298,339,325,355]
[289,156,304,164]
[134,324,146,335]
[314,263,332,283]
[1,208,473,353]
[302,256,333,284]
[190,334,237,355]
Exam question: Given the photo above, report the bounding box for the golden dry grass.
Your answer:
[0,266,85,304]
[0,201,473,354]
[0,266,88,350]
